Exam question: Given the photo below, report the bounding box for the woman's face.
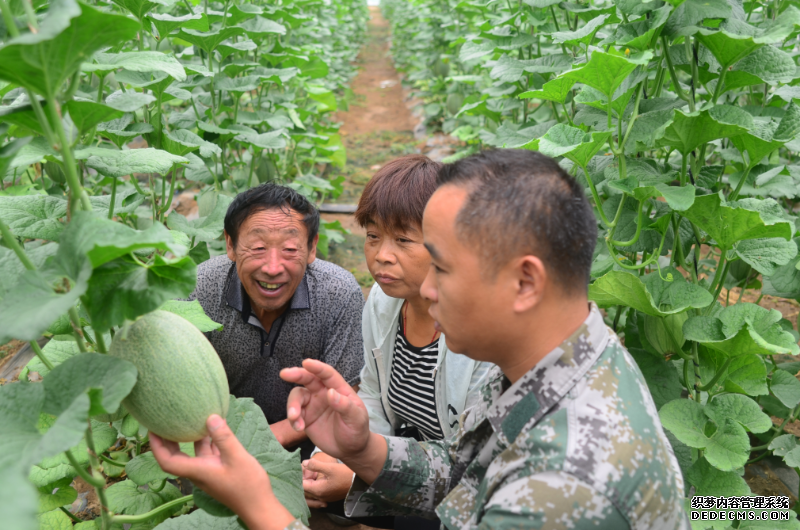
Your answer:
[364,221,431,300]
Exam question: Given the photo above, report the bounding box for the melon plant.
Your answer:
[384,0,800,521]
[109,310,230,443]
[0,0,361,526]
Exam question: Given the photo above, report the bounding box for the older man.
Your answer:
[187,183,364,455]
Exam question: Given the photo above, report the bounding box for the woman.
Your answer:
[302,155,491,527]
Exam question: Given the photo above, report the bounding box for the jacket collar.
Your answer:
[486,302,610,445]
[224,262,311,321]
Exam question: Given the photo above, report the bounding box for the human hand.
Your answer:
[301,458,354,508]
[280,359,371,460]
[150,415,294,530]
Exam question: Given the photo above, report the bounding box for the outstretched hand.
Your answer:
[281,359,387,484]
[280,359,371,459]
[150,415,295,530]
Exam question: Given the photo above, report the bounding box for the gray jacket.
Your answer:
[358,283,492,438]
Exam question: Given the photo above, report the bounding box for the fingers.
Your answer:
[326,388,357,418]
[305,497,327,509]
[303,359,356,397]
[302,458,335,475]
[205,415,244,464]
[150,433,197,477]
[195,436,214,457]
[286,387,311,430]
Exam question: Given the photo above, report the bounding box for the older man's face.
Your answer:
[225,207,317,319]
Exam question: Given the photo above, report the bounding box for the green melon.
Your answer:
[109,310,230,442]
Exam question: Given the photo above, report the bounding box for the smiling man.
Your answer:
[186,184,364,456]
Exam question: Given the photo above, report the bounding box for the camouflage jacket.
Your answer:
[284,304,689,530]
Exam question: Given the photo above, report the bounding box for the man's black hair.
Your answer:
[224,183,320,247]
[436,149,598,294]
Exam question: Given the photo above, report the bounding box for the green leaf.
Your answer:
[166,193,232,241]
[178,27,244,54]
[22,340,81,379]
[537,123,611,167]
[704,418,750,471]
[85,148,188,178]
[126,451,176,486]
[683,303,800,357]
[89,187,145,218]
[663,0,731,37]
[0,242,59,295]
[609,180,696,211]
[214,75,261,94]
[146,12,209,37]
[612,3,672,49]
[704,393,772,433]
[0,260,91,344]
[105,91,157,113]
[681,194,794,249]
[152,510,240,530]
[695,27,763,70]
[769,434,800,468]
[657,106,752,155]
[0,466,38,530]
[724,45,796,92]
[658,398,708,448]
[241,16,287,37]
[110,0,177,21]
[163,129,222,158]
[684,458,750,497]
[37,509,71,530]
[628,349,682,409]
[106,480,183,526]
[235,130,287,150]
[38,482,77,513]
[159,300,222,332]
[519,76,575,104]
[564,51,643,98]
[0,0,140,97]
[63,101,124,135]
[735,238,798,276]
[0,195,67,241]
[551,14,608,46]
[589,269,714,317]
[724,354,768,396]
[770,369,800,408]
[43,352,137,417]
[192,396,310,525]
[83,254,196,331]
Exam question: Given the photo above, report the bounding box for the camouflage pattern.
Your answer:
[338,303,690,530]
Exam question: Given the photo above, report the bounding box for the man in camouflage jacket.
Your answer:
[151,149,690,530]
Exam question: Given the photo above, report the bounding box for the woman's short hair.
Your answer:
[355,154,442,233]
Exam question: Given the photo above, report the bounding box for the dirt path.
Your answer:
[322,6,419,298]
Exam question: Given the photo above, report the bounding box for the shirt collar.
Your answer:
[486,302,610,444]
[224,262,311,318]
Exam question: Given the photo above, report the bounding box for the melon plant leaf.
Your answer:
[769,435,800,468]
[589,269,713,316]
[703,418,750,471]
[236,130,287,150]
[662,0,731,37]
[658,398,708,448]
[537,123,612,167]
[609,181,695,211]
[683,304,800,357]
[37,508,72,530]
[42,352,138,417]
[0,466,38,530]
[551,14,609,46]
[86,148,188,178]
[519,76,575,104]
[37,480,77,514]
[724,354,768,396]
[126,451,177,486]
[21,340,81,379]
[110,0,177,21]
[0,0,140,97]
[735,238,798,276]
[63,101,124,135]
[214,75,261,94]
[724,45,796,93]
[146,12,209,37]
[0,382,45,471]
[56,212,188,274]
[242,15,287,37]
[163,129,222,158]
[160,300,223,332]
[564,51,643,98]
[0,260,91,344]
[166,193,232,241]
[762,240,800,298]
[29,421,116,488]
[0,136,34,177]
[0,195,67,241]
[178,27,244,53]
[695,27,762,70]
[657,106,752,155]
[105,91,157,112]
[681,194,794,249]
[85,52,187,82]
[192,396,310,525]
[89,188,145,218]
[628,349,682,410]
[83,254,196,331]
[153,509,241,530]
[613,3,671,50]
[106,480,183,525]
[685,457,750,497]
[770,369,800,409]
[704,394,772,433]
[0,242,59,295]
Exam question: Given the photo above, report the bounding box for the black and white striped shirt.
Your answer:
[387,314,444,441]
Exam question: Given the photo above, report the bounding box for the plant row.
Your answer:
[384,0,800,521]
[0,0,367,528]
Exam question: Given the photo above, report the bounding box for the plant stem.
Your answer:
[69,307,88,353]
[110,495,193,524]
[60,507,82,523]
[65,450,104,488]
[609,199,646,247]
[0,218,36,270]
[108,177,117,220]
[698,357,733,391]
[578,163,611,227]
[729,164,753,202]
[661,36,690,105]
[150,478,168,493]
[44,93,92,212]
[84,423,113,530]
[30,340,54,371]
[98,453,124,468]
[94,331,108,354]
[691,342,702,403]
[0,0,18,37]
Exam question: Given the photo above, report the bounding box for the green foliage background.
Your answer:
[384,0,800,523]
[0,0,366,528]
